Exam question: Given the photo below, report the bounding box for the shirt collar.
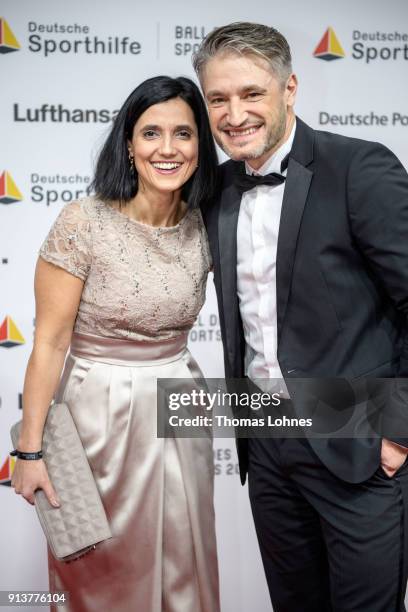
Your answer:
[245,118,297,176]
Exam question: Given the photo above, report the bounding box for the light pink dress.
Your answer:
[39,197,220,612]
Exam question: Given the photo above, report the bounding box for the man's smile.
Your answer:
[221,124,264,142]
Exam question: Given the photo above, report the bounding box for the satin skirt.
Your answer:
[48,332,220,612]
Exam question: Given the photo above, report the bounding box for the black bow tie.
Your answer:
[235,153,290,194]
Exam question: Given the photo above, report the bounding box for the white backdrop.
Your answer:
[1,0,407,610]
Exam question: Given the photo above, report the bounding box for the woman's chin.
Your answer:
[144,174,193,194]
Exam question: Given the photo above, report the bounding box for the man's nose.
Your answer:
[226,100,248,127]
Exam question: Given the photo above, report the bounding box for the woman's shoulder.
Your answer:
[70,194,103,213]
[57,196,92,221]
[58,195,110,224]
[184,206,205,229]
[39,197,95,278]
[185,207,211,270]
[47,197,102,241]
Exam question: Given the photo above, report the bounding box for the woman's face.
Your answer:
[129,97,199,196]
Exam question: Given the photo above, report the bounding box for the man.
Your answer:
[193,22,408,611]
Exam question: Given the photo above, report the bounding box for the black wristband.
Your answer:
[10,449,43,460]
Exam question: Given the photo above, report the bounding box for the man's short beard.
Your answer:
[219,106,287,162]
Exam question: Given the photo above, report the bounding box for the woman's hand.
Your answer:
[11,459,60,508]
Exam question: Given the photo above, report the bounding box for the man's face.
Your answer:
[201,52,297,169]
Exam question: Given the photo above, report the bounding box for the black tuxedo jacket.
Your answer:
[203,117,408,484]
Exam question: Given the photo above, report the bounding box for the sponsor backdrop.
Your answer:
[1,0,407,610]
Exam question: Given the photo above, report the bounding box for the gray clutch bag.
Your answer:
[10,402,112,562]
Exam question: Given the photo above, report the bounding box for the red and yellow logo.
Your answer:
[314,27,345,61]
[0,454,16,486]
[0,171,23,204]
[0,18,20,54]
[0,316,25,348]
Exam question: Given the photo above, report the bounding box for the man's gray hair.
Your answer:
[192,22,292,85]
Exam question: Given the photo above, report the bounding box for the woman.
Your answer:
[11,76,220,612]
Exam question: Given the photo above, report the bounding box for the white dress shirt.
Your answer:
[236,121,296,393]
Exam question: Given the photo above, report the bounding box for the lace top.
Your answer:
[39,197,211,342]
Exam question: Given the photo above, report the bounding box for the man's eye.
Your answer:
[210,98,224,105]
[246,92,262,99]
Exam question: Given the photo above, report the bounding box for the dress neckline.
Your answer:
[103,199,192,232]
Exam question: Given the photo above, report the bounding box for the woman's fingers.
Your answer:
[41,479,61,508]
[11,460,60,507]
[22,490,36,505]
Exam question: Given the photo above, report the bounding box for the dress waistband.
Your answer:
[70,331,188,366]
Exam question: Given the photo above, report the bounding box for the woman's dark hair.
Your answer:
[91,75,218,209]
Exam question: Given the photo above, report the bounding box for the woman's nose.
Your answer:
[158,135,177,157]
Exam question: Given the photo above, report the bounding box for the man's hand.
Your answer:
[380,439,408,477]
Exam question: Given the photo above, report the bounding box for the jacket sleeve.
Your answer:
[347,141,408,446]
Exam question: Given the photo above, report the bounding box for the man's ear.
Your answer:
[285,73,298,108]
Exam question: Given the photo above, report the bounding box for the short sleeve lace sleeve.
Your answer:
[39,200,92,281]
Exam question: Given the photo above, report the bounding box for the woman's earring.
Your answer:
[128,151,134,173]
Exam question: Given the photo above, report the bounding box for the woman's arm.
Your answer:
[11,257,84,506]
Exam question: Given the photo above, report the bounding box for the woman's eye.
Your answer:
[177,130,191,139]
[143,130,158,138]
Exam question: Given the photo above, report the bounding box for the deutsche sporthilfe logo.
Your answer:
[314,27,345,61]
[0,18,20,53]
[0,171,23,204]
[0,316,25,348]
[0,454,16,486]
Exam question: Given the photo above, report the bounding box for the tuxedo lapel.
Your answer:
[276,118,314,342]
[218,167,242,363]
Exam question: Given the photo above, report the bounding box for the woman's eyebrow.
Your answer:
[140,124,194,130]
[140,124,160,130]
